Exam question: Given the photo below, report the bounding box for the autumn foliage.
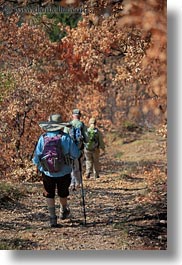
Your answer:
[0,0,167,180]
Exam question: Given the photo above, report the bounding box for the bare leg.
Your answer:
[59,197,70,219]
[46,198,57,227]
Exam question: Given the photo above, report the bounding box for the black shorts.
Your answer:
[42,173,71,198]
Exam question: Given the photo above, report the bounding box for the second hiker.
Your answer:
[64,109,88,191]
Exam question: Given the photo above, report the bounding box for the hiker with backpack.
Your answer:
[84,117,105,179]
[64,108,88,191]
[32,114,81,228]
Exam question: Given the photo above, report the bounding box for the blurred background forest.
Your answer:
[0,0,167,180]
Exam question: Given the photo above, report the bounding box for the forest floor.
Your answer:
[0,128,167,250]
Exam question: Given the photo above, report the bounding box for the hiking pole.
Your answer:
[78,156,87,226]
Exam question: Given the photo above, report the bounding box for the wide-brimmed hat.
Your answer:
[39,114,71,132]
[72,109,81,115]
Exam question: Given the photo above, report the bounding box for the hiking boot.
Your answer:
[60,207,70,220]
[49,216,58,228]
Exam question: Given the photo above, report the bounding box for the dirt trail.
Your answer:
[0,131,167,250]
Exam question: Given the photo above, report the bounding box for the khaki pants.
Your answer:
[84,148,100,177]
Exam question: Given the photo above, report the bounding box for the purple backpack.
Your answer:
[40,134,64,173]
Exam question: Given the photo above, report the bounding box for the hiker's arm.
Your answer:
[32,136,44,168]
[61,134,80,160]
[69,138,81,159]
